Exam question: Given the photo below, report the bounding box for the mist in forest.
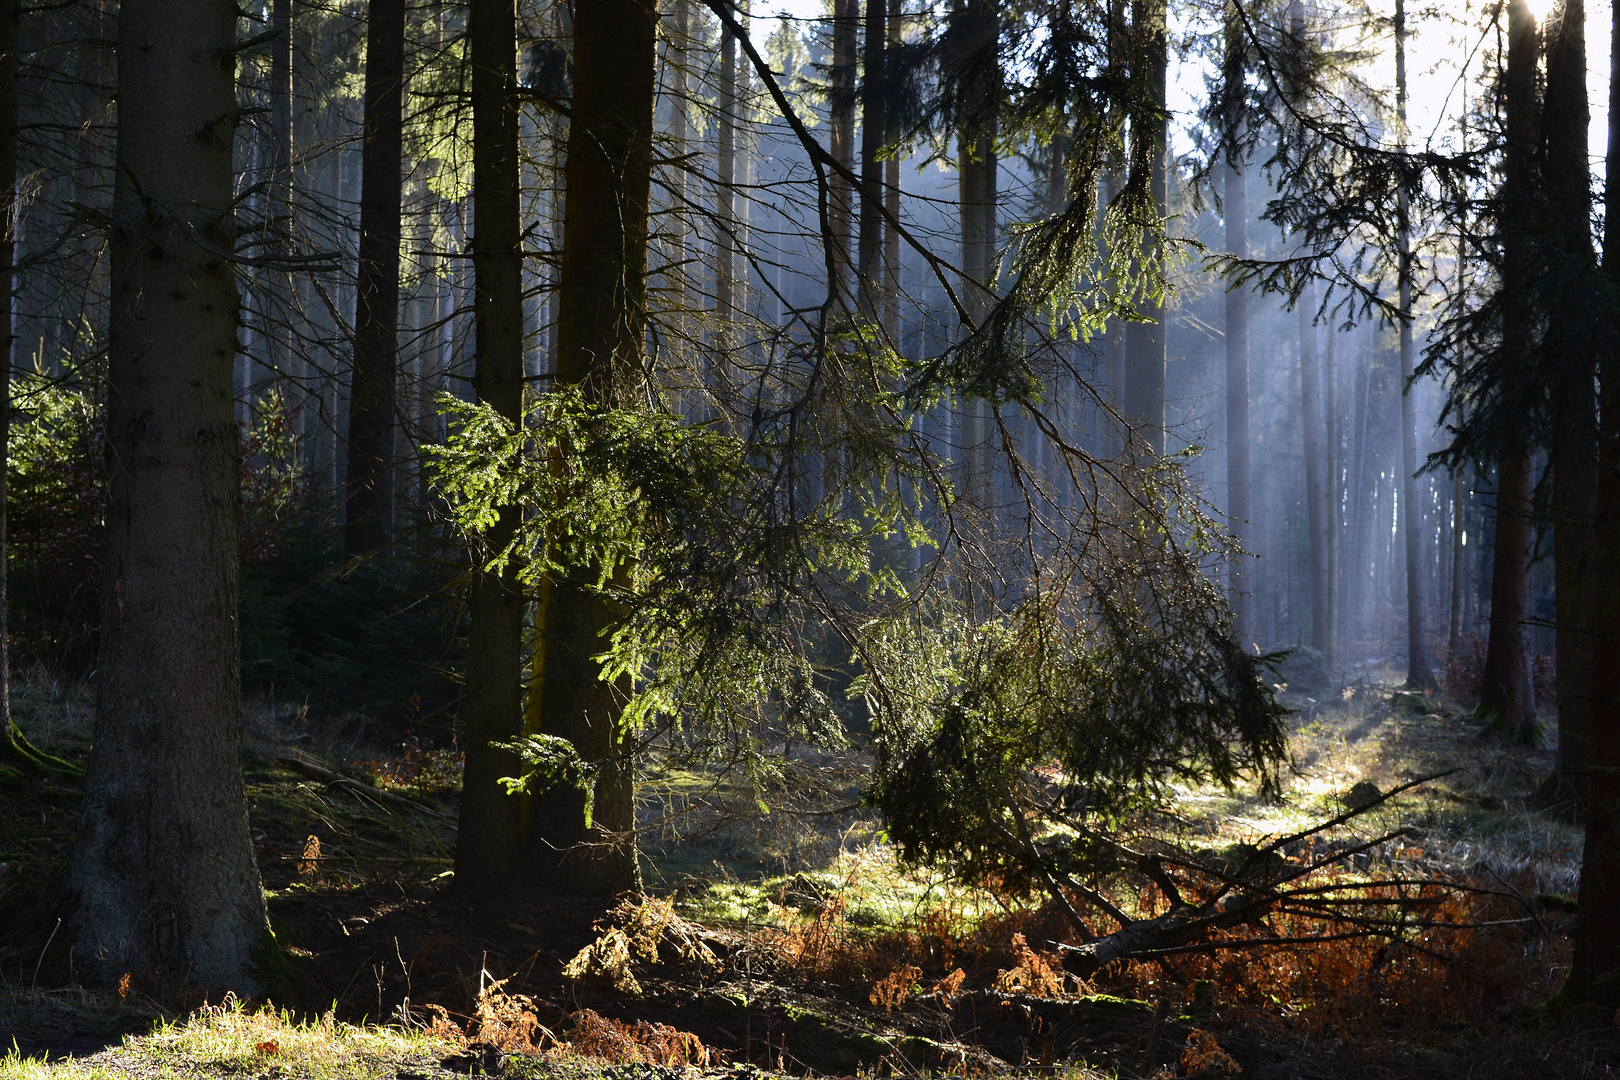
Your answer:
[10,0,1620,1028]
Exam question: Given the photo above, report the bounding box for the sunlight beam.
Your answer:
[1523,0,1558,22]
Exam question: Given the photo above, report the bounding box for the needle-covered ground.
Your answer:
[0,670,1610,1079]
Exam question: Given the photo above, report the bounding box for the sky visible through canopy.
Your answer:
[755,0,1614,238]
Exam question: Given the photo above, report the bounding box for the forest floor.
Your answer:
[0,668,1615,1079]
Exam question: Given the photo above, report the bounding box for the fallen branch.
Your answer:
[277,753,452,820]
[1051,770,1512,978]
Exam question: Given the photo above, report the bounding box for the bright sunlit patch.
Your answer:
[1524,0,1558,22]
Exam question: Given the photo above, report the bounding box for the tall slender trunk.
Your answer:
[0,0,68,776]
[1223,0,1251,642]
[1393,0,1435,688]
[669,0,689,311]
[1299,284,1331,660]
[1291,3,1329,668]
[717,7,736,323]
[1123,0,1167,454]
[344,0,406,554]
[1479,0,1540,738]
[829,0,857,304]
[526,0,657,895]
[956,0,997,515]
[882,6,901,341]
[70,0,269,991]
[1545,0,1597,793]
[1565,0,1620,1012]
[267,0,293,383]
[1348,334,1373,656]
[1323,316,1337,669]
[858,0,886,315]
[1448,467,1466,658]
[0,0,17,769]
[453,0,527,897]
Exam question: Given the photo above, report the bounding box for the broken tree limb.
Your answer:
[277,753,451,819]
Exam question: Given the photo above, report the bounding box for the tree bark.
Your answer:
[1123,0,1167,455]
[829,0,857,305]
[453,0,528,898]
[266,0,294,385]
[1393,0,1436,689]
[0,0,72,778]
[955,0,997,516]
[524,0,657,895]
[1222,1,1251,643]
[70,0,270,992]
[882,2,901,342]
[716,7,736,324]
[344,0,405,555]
[1323,312,1337,669]
[1545,0,1596,794]
[857,0,886,316]
[1299,284,1332,662]
[1479,0,1539,739]
[1448,467,1466,658]
[1565,0,1620,1008]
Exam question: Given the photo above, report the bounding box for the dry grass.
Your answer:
[0,996,457,1080]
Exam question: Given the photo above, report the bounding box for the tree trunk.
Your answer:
[70,0,270,992]
[524,0,657,895]
[1323,313,1338,670]
[716,8,736,324]
[1393,0,1436,689]
[1565,0,1620,1008]
[1123,0,1167,455]
[1545,0,1596,795]
[857,0,886,316]
[829,0,857,304]
[669,0,689,306]
[882,2,901,342]
[1299,284,1332,661]
[266,0,293,384]
[1448,467,1466,658]
[0,0,72,778]
[344,0,405,555]
[1223,1,1251,643]
[956,0,997,517]
[453,0,528,898]
[1479,0,1539,739]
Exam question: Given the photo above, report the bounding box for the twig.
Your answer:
[32,918,60,988]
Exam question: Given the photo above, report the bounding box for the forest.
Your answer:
[0,0,1617,1076]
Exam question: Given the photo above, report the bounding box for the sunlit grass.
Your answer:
[0,996,457,1080]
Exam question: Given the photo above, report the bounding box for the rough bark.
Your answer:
[881,2,901,341]
[1392,0,1435,689]
[524,0,657,895]
[1323,313,1338,669]
[0,0,72,779]
[1223,1,1251,643]
[265,0,293,382]
[69,0,270,992]
[1123,0,1167,455]
[453,0,528,898]
[716,8,736,322]
[829,0,857,304]
[1564,0,1620,1006]
[344,0,405,555]
[1545,0,1596,793]
[1448,468,1466,658]
[1478,0,1540,739]
[669,0,690,296]
[955,0,997,516]
[1299,285,1332,661]
[857,0,886,316]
